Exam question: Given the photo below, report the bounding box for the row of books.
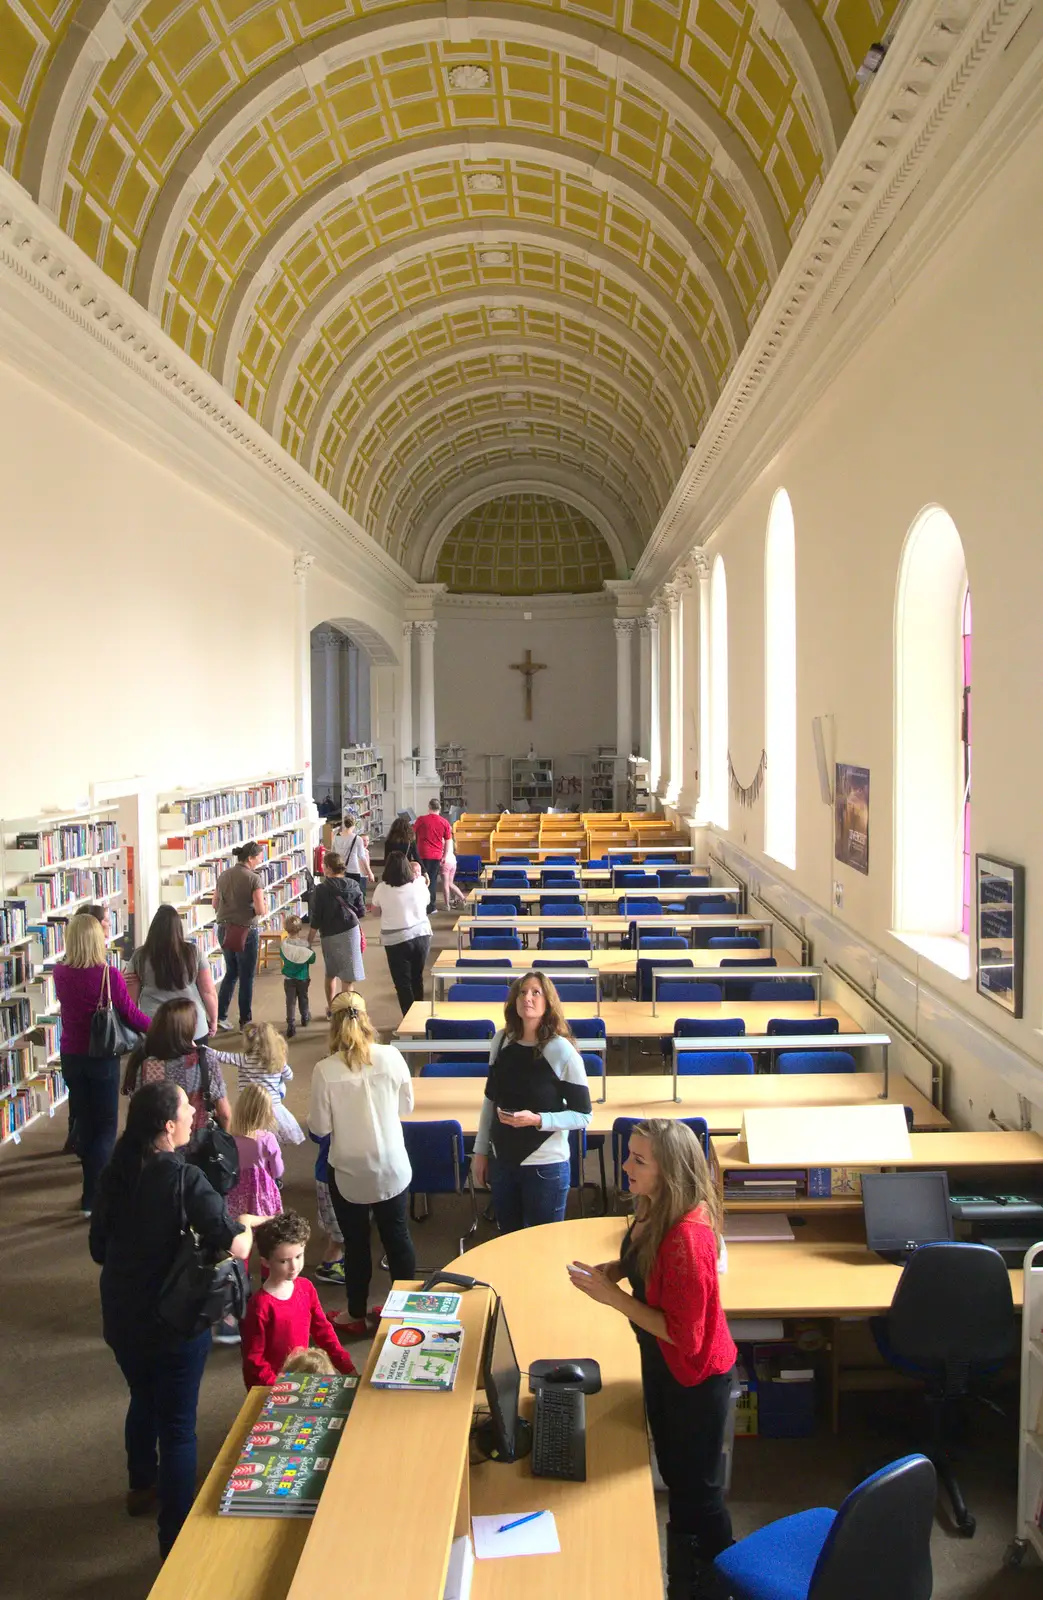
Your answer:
[33,1019,62,1062]
[17,865,121,914]
[724,1167,869,1201]
[1,900,28,947]
[162,802,304,865]
[0,949,30,998]
[31,1070,66,1111]
[256,850,308,890]
[160,777,305,830]
[12,820,118,866]
[1,1045,33,1094]
[0,1087,34,1140]
[0,996,33,1045]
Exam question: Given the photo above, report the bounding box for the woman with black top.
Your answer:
[470,970,591,1231]
[89,1082,256,1556]
[308,851,365,1017]
[384,814,419,864]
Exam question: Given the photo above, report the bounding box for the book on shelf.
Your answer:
[370,1320,464,1390]
[1,900,29,948]
[158,776,304,832]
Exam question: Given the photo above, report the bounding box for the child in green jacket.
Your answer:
[281,914,316,1038]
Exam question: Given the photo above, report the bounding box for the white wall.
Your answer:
[433,612,617,807]
[690,121,1043,1090]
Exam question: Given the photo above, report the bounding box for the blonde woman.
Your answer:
[307,991,415,1337]
[471,970,591,1233]
[53,911,150,1215]
[225,1084,284,1221]
[568,1120,737,1596]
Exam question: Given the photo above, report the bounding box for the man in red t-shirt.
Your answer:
[413,800,453,914]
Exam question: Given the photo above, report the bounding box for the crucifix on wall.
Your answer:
[510,648,547,721]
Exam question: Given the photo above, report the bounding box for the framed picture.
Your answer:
[975,855,1024,1017]
[834,765,870,875]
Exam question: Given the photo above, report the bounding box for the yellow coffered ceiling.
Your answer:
[1,0,900,589]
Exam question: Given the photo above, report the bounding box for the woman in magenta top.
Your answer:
[54,912,150,1216]
[569,1119,736,1599]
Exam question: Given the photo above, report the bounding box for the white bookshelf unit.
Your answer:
[341,746,386,838]
[511,757,554,810]
[589,751,625,811]
[436,744,465,816]
[0,805,127,1145]
[628,754,651,812]
[157,773,311,983]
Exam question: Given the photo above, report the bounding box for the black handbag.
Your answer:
[158,1164,250,1339]
[185,1047,239,1197]
[88,964,142,1058]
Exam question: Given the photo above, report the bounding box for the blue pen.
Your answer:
[498,1510,545,1534]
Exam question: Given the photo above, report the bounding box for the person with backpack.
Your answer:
[308,852,365,1017]
[123,999,232,1132]
[88,1082,257,1558]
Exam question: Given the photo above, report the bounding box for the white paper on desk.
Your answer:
[472,1512,561,1560]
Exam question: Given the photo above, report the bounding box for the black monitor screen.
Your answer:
[482,1297,521,1461]
[861,1171,954,1251]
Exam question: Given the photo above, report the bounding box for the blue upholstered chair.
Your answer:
[675,1016,746,1037]
[570,1018,607,1045]
[619,896,663,917]
[491,868,529,886]
[657,980,723,1004]
[687,895,734,915]
[552,978,598,1002]
[455,956,512,971]
[636,955,694,1001]
[446,982,510,1003]
[544,854,578,865]
[533,957,590,970]
[540,869,579,887]
[402,1119,478,1244]
[767,1017,839,1036]
[539,929,591,951]
[540,898,585,917]
[677,1049,755,1076]
[658,870,710,888]
[420,1060,489,1078]
[454,854,483,886]
[719,957,778,999]
[749,978,815,1002]
[470,931,523,950]
[574,1051,607,1212]
[777,1050,857,1074]
[477,896,522,916]
[613,870,659,888]
[635,932,687,952]
[709,935,761,950]
[714,1453,936,1600]
[425,1018,494,1068]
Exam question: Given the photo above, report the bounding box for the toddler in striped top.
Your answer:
[216,1021,304,1145]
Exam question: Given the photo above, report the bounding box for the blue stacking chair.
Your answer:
[675,1016,746,1037]
[401,1120,478,1244]
[491,868,529,886]
[750,978,815,1002]
[541,869,579,887]
[636,932,687,953]
[619,896,662,917]
[477,896,523,916]
[613,870,659,888]
[539,928,591,951]
[767,1017,839,1035]
[552,977,598,1002]
[688,895,734,915]
[658,869,709,888]
[470,931,523,950]
[571,1018,606,1047]
[608,853,636,865]
[501,856,530,865]
[540,898,585,917]
[446,982,510,1003]
[777,1050,857,1074]
[636,955,693,1001]
[719,956,778,999]
[420,1060,489,1078]
[533,957,590,970]
[454,956,512,974]
[709,935,761,950]
[657,980,722,1004]
[612,1115,710,1194]
[425,1017,494,1061]
[455,855,483,886]
[544,854,578,865]
[586,856,609,870]
[677,1049,755,1076]
[575,1050,608,1212]
[715,1454,936,1600]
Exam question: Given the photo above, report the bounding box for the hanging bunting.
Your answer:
[728,750,767,808]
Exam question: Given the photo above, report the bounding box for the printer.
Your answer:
[949,1189,1043,1264]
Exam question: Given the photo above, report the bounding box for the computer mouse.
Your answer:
[542,1362,587,1385]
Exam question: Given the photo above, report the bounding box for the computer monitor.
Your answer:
[861,1171,954,1254]
[480,1297,525,1462]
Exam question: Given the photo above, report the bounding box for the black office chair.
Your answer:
[871,1241,1015,1536]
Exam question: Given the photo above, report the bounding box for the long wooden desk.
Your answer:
[467,886,741,905]
[403,1071,949,1133]
[480,867,709,885]
[455,914,774,953]
[432,947,770,975]
[397,998,860,1038]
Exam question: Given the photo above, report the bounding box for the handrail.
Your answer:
[649,966,822,1016]
[824,959,945,1109]
[707,850,749,913]
[669,1031,891,1103]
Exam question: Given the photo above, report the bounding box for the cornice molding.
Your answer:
[434,590,616,622]
[0,169,415,613]
[635,0,1043,590]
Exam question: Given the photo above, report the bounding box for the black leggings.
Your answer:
[640,1338,735,1558]
[327,1173,416,1320]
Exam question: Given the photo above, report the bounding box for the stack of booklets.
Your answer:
[724,1168,806,1202]
[219,1371,358,1518]
[371,1295,465,1391]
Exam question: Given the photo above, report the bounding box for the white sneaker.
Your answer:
[212,1322,241,1345]
[216,1018,234,1032]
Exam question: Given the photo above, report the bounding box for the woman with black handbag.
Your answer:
[89,1082,257,1558]
[54,912,150,1216]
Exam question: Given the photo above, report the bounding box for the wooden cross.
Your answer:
[510,648,547,721]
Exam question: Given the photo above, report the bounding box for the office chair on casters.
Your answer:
[402,1120,479,1256]
[715,1453,936,1600]
[870,1241,1015,1537]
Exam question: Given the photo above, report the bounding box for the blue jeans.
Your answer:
[216,925,258,1024]
[110,1329,211,1558]
[489,1158,570,1233]
[60,1054,119,1211]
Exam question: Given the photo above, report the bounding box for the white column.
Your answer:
[614,618,634,761]
[678,569,699,815]
[648,604,662,794]
[314,628,342,796]
[292,553,314,787]
[695,558,713,822]
[399,622,414,815]
[661,585,682,805]
[415,620,439,787]
[637,616,652,761]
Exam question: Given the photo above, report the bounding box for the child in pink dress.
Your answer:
[225,1084,284,1220]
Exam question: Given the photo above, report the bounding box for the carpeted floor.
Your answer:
[0,910,1035,1599]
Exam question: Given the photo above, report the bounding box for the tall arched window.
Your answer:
[764,488,796,868]
[710,555,729,829]
[961,589,972,934]
[894,506,969,970]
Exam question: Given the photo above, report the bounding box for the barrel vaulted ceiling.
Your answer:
[1,0,899,590]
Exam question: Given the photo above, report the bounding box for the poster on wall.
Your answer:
[834,765,870,875]
[975,855,1024,1018]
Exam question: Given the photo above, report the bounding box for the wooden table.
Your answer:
[466,887,741,905]
[397,998,860,1038]
[480,867,709,885]
[455,914,774,953]
[403,1071,948,1133]
[432,948,761,975]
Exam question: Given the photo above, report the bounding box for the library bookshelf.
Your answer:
[436,744,465,815]
[157,773,313,985]
[0,804,127,1145]
[341,746,387,838]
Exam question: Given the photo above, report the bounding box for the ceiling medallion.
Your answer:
[447,64,491,91]
[488,308,516,321]
[466,172,504,193]
[504,391,526,401]
[479,249,511,266]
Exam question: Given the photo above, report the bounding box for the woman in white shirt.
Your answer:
[330,815,375,895]
[370,852,432,1015]
[307,990,415,1337]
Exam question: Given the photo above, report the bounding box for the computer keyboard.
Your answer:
[531,1385,586,1481]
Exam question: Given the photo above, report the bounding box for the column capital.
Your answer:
[414,619,438,640]
[660,582,682,612]
[646,602,662,627]
[613,617,636,639]
[687,553,711,580]
[313,627,343,651]
[636,615,652,635]
[293,550,315,580]
[401,620,414,637]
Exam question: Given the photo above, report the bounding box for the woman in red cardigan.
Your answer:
[569,1119,736,1600]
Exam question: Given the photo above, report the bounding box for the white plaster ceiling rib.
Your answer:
[323,615,400,664]
[302,289,701,477]
[327,341,689,487]
[751,0,853,163]
[383,442,654,566]
[260,222,719,436]
[413,473,633,582]
[27,9,793,306]
[345,380,672,525]
[214,133,750,390]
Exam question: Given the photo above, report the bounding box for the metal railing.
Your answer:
[669,1032,892,1102]
[649,966,822,1015]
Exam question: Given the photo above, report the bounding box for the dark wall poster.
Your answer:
[834,764,870,875]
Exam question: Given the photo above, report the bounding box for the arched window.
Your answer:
[710,555,729,829]
[894,507,969,971]
[961,589,972,934]
[764,489,796,868]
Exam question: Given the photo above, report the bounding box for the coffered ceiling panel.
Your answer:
[2,0,905,587]
[437,493,616,593]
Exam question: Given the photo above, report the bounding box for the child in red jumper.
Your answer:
[240,1211,356,1388]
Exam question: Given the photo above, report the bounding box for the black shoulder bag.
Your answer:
[157,1163,250,1339]
[185,1047,239,1196]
